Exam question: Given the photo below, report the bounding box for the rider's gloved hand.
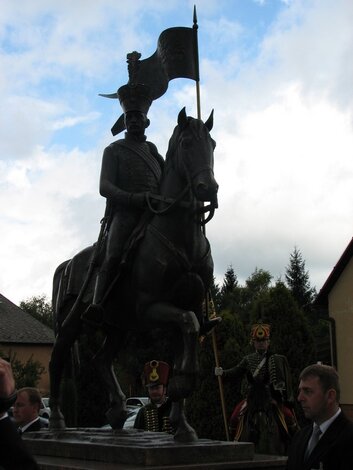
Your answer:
[214,366,224,376]
[129,192,147,209]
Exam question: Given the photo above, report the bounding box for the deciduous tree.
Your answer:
[20,295,54,329]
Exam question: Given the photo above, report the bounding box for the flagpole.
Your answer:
[206,295,230,441]
[193,6,229,441]
[193,5,201,119]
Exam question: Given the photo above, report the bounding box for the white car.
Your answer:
[126,397,149,407]
[39,397,51,419]
[123,406,140,429]
[101,406,140,430]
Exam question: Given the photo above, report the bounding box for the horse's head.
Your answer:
[165,108,218,221]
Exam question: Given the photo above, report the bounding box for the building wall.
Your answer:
[0,343,52,395]
[329,257,353,405]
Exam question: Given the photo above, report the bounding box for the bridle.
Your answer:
[146,122,218,224]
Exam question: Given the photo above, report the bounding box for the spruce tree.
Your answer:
[220,265,238,295]
[219,265,238,311]
[285,247,316,309]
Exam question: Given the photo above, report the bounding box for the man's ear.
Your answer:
[145,118,150,129]
[327,388,337,404]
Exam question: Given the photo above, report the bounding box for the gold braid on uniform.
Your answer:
[162,416,173,434]
[269,356,278,387]
[143,404,173,434]
[144,407,160,432]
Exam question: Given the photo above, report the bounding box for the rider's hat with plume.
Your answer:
[250,320,271,341]
[99,51,152,135]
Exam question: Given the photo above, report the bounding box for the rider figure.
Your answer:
[82,67,164,327]
[215,321,298,441]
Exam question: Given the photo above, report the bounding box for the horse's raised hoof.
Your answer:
[106,404,128,429]
[81,303,104,328]
[168,375,195,400]
[49,408,66,430]
[174,423,198,443]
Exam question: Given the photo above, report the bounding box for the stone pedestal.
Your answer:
[23,428,287,470]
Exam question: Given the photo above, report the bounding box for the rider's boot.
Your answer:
[81,270,108,327]
[199,315,222,336]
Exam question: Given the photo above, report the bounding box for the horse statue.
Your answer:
[49,108,219,443]
[233,377,297,455]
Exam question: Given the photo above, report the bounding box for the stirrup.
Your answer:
[199,316,222,336]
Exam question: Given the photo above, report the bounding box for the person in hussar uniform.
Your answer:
[133,360,173,434]
[215,321,298,441]
[82,56,164,327]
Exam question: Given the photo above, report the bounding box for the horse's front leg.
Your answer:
[145,302,199,398]
[144,301,199,442]
[93,331,127,429]
[169,399,198,442]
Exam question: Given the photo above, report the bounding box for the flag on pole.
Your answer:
[136,26,199,100]
[100,14,200,135]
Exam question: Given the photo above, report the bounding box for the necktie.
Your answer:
[305,424,322,459]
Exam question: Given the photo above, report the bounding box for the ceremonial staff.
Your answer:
[192,6,230,441]
[192,6,201,120]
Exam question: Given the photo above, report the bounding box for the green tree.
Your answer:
[219,265,238,311]
[245,268,272,299]
[5,351,45,389]
[20,295,54,329]
[209,276,221,312]
[220,265,238,295]
[285,247,316,309]
[237,268,272,322]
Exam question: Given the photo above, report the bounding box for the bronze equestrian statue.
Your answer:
[49,78,219,441]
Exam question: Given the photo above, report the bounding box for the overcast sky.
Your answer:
[1,0,352,305]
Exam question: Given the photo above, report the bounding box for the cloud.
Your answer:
[0,0,352,306]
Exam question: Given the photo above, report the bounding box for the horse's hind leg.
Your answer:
[93,330,127,429]
[49,314,81,429]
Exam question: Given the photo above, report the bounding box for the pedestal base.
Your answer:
[23,428,287,470]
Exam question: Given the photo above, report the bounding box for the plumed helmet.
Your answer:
[99,51,152,135]
[117,83,152,114]
[143,360,170,387]
[250,320,271,341]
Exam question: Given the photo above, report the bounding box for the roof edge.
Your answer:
[315,237,353,307]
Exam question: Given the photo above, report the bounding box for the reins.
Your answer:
[145,124,217,224]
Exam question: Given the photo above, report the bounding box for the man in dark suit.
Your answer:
[0,357,38,469]
[13,387,48,433]
[287,363,353,470]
